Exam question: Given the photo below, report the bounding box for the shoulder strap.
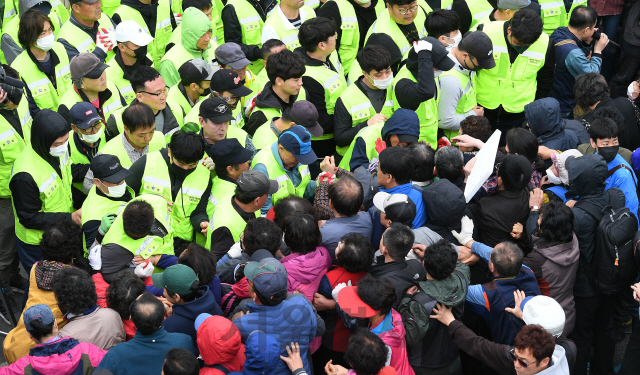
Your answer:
[609,163,638,187]
[554,39,578,47]
[574,199,604,222]
[204,364,230,374]
[411,290,438,315]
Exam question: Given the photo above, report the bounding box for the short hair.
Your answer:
[344,330,388,375]
[337,233,374,273]
[591,106,625,131]
[588,117,619,142]
[387,0,417,7]
[406,142,435,182]
[106,272,146,319]
[357,45,391,74]
[514,325,556,364]
[379,147,414,185]
[506,127,545,173]
[27,318,55,340]
[573,73,610,109]
[298,17,336,53]
[163,348,199,375]
[40,219,83,264]
[130,66,162,93]
[356,275,396,315]
[283,212,321,255]
[122,200,155,239]
[569,5,598,30]
[182,0,212,11]
[2,64,19,80]
[434,146,464,183]
[179,243,217,286]
[460,116,492,143]
[509,9,543,45]
[328,175,363,217]
[273,195,315,228]
[539,200,575,243]
[18,9,54,48]
[261,39,286,60]
[490,242,524,277]
[52,267,98,315]
[423,239,457,280]
[130,292,165,335]
[169,130,205,164]
[122,102,155,133]
[266,49,306,85]
[498,154,532,192]
[242,217,283,255]
[426,9,460,38]
[382,223,415,260]
[214,160,242,178]
[251,282,287,306]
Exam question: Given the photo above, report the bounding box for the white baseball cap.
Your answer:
[115,20,154,46]
[522,295,566,338]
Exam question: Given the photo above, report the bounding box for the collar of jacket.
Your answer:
[70,13,98,35]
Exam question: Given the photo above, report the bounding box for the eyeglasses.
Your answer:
[85,121,103,133]
[214,92,239,105]
[510,348,536,369]
[140,86,169,98]
[397,4,418,15]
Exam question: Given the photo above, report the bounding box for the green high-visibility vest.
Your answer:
[251,146,311,204]
[205,194,258,248]
[207,176,237,218]
[102,193,175,259]
[57,13,115,61]
[225,0,273,75]
[68,130,106,192]
[11,42,71,111]
[0,110,25,198]
[11,146,74,245]
[17,94,32,145]
[336,81,394,155]
[264,6,316,50]
[436,67,477,141]
[140,151,210,241]
[337,122,383,171]
[391,66,438,147]
[466,0,494,30]
[80,185,134,254]
[331,0,359,75]
[249,87,307,127]
[303,52,346,141]
[159,43,211,88]
[539,0,587,35]
[440,0,453,9]
[252,120,278,150]
[365,6,427,61]
[110,100,184,143]
[475,21,549,114]
[102,0,121,17]
[167,84,192,119]
[114,0,173,66]
[58,81,124,121]
[247,68,269,100]
[2,0,68,32]
[99,132,167,168]
[105,54,155,105]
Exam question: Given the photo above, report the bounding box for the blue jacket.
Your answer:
[524,98,579,151]
[551,27,603,113]
[605,153,640,228]
[233,295,317,375]
[380,182,427,228]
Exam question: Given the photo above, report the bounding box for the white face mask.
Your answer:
[36,34,55,51]
[103,181,127,198]
[79,126,103,143]
[367,72,394,90]
[445,31,462,51]
[49,141,68,157]
[627,81,640,101]
[546,168,562,185]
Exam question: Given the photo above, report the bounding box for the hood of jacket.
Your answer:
[27,338,84,375]
[19,0,50,17]
[551,149,583,185]
[197,315,244,366]
[525,98,565,142]
[232,276,251,299]
[366,33,403,74]
[418,267,468,307]
[243,331,281,374]
[172,286,217,321]
[281,246,332,284]
[533,234,580,267]
[537,345,570,375]
[381,109,420,144]
[422,179,466,229]
[375,310,406,347]
[566,154,608,198]
[31,109,69,173]
[181,7,212,53]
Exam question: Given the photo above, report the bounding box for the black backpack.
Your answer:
[575,189,639,295]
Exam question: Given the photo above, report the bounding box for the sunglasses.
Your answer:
[510,348,536,369]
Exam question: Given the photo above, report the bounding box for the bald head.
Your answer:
[329,175,364,217]
[130,292,165,335]
[490,242,523,277]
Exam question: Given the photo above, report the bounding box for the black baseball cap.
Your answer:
[459,31,496,70]
[178,59,216,85]
[200,97,235,123]
[423,36,455,71]
[207,138,253,166]
[237,170,279,196]
[210,69,253,97]
[288,100,323,138]
[91,154,132,183]
[70,102,102,129]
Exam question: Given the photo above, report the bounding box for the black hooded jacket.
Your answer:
[221,0,278,62]
[393,48,437,110]
[9,110,84,230]
[422,179,466,245]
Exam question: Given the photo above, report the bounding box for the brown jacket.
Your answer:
[58,306,125,350]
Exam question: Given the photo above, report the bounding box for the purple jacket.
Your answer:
[281,246,332,303]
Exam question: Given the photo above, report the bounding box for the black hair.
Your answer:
[423,239,457,280]
[357,45,391,74]
[106,272,146,320]
[569,5,598,30]
[242,217,283,255]
[130,292,165,335]
[491,242,523,277]
[52,267,98,315]
[460,116,492,143]
[344,330,388,375]
[591,106,625,131]
[27,318,55,340]
[166,276,201,303]
[283,212,321,255]
[328,175,363,217]
[509,9,543,45]
[387,0,417,6]
[434,146,463,183]
[573,73,610,109]
[252,284,287,306]
[337,233,374,273]
[130,66,162,93]
[235,184,264,204]
[588,117,619,142]
[122,102,155,133]
[356,275,396,315]
[261,39,286,60]
[539,200,575,243]
[122,200,155,239]
[214,160,241,178]
[506,127,545,173]
[40,219,83,265]
[179,243,217,286]
[163,348,199,375]
[273,195,315,228]
[266,49,306,85]
[169,130,205,164]
[382,222,415,260]
[406,142,435,182]
[298,17,336,53]
[2,64,19,80]
[379,147,414,185]
[498,154,532,192]
[182,0,212,11]
[426,9,460,38]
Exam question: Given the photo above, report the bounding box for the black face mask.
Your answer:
[598,145,619,163]
[133,45,148,60]
[169,160,196,180]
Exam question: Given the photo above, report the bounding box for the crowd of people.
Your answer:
[1,0,640,374]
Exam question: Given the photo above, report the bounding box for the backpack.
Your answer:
[220,283,242,317]
[575,189,638,295]
[203,364,230,374]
